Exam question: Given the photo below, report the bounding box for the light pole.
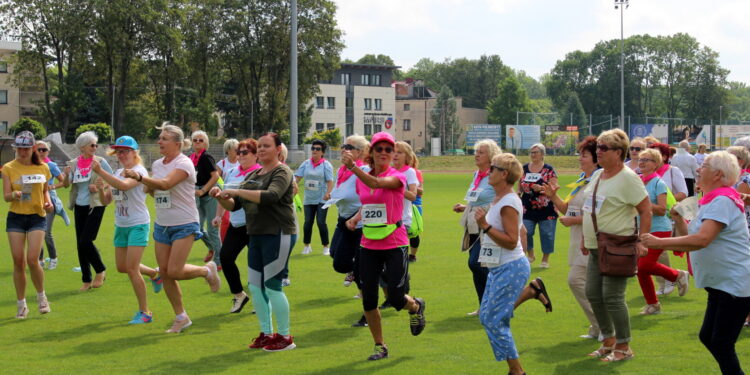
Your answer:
[615,0,629,129]
[290,0,299,150]
[720,105,723,125]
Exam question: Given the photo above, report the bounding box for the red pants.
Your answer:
[637,231,679,305]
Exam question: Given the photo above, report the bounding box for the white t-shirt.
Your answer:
[113,165,150,227]
[661,165,688,196]
[400,167,419,226]
[218,158,240,179]
[480,192,525,267]
[151,153,200,226]
[223,166,248,228]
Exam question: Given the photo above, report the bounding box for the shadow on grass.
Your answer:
[524,339,597,365]
[296,325,360,347]
[295,297,351,311]
[430,315,483,333]
[0,287,82,309]
[303,355,412,375]
[145,348,250,374]
[550,358,625,375]
[24,321,122,343]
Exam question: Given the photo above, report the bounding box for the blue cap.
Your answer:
[112,136,139,150]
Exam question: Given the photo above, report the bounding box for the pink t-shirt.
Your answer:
[356,166,408,250]
[151,153,200,226]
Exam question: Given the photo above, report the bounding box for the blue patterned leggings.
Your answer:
[479,257,530,361]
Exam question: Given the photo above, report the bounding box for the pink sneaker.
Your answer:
[263,334,296,352]
[205,261,221,293]
[165,316,192,333]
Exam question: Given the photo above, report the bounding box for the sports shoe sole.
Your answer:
[263,342,297,352]
[166,319,192,333]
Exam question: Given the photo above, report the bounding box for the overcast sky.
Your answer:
[333,0,750,84]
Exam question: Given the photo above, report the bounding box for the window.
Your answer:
[327,97,335,109]
[0,121,7,134]
[404,103,410,111]
[403,119,411,131]
[0,61,7,73]
[372,74,381,86]
[374,99,382,111]
[346,123,353,137]
[364,124,372,136]
[361,74,370,86]
[315,123,324,132]
[340,73,350,85]
[374,124,382,133]
[0,90,7,104]
[327,123,335,130]
[315,96,324,109]
[364,98,372,110]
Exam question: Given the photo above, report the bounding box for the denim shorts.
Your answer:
[7,212,47,233]
[153,222,203,245]
[114,224,150,247]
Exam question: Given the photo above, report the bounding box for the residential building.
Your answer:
[308,63,398,143]
[0,40,43,136]
[395,79,488,154]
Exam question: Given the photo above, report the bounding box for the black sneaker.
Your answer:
[409,298,426,336]
[352,315,368,327]
[379,300,392,310]
[367,344,388,360]
[408,254,417,263]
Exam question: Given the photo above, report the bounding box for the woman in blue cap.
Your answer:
[91,136,161,324]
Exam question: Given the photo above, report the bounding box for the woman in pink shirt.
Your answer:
[342,132,426,361]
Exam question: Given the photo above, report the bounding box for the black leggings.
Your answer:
[74,205,107,283]
[219,225,250,294]
[359,246,409,311]
[700,287,750,375]
[409,236,420,248]
[303,203,329,245]
[467,233,488,305]
[685,178,695,197]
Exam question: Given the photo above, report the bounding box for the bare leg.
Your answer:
[118,246,150,313]
[9,232,28,300]
[155,241,184,315]
[25,231,46,293]
[507,358,525,375]
[364,308,384,344]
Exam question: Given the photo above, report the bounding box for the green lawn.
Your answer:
[0,173,746,374]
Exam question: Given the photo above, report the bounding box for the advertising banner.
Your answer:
[629,124,669,144]
[672,125,711,146]
[715,125,750,148]
[505,125,541,152]
[465,124,502,148]
[543,125,579,153]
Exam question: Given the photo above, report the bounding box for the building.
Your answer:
[308,63,398,142]
[0,40,43,136]
[394,79,488,154]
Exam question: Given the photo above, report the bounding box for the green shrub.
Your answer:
[303,128,342,149]
[75,123,113,143]
[9,118,46,139]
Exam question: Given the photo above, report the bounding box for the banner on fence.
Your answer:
[715,125,750,148]
[505,125,541,152]
[465,124,502,148]
[672,125,711,146]
[543,125,579,153]
[629,124,668,144]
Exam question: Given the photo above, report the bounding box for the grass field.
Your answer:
[1,172,747,374]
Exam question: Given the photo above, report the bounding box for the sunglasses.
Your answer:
[193,138,204,143]
[638,158,655,163]
[341,144,358,151]
[90,144,98,148]
[311,146,323,151]
[373,146,393,154]
[490,165,506,173]
[37,148,49,152]
[115,149,132,155]
[597,144,612,152]
[630,146,642,152]
[238,150,251,156]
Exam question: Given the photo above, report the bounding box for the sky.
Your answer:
[333,0,750,84]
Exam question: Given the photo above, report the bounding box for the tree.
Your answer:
[559,92,587,126]
[9,118,46,139]
[429,85,459,153]
[75,123,112,142]
[356,54,402,80]
[303,128,341,147]
[487,75,531,125]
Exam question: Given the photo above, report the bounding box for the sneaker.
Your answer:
[165,316,192,333]
[409,298,426,336]
[540,261,550,269]
[205,261,221,292]
[16,305,28,319]
[655,283,665,296]
[466,309,479,316]
[408,254,417,263]
[151,275,163,294]
[367,344,389,361]
[203,250,215,263]
[48,258,58,270]
[352,315,368,327]
[39,260,46,269]
[640,303,662,315]
[676,270,690,297]
[263,334,296,352]
[343,272,355,287]
[37,295,50,314]
[661,282,675,296]
[302,245,312,255]
[129,311,153,324]
[322,246,330,256]
[248,332,275,349]
[353,293,361,299]
[379,300,392,310]
[282,278,291,287]
[230,294,250,314]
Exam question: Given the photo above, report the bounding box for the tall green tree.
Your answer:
[429,85,459,152]
[356,54,402,80]
[487,75,531,125]
[559,91,587,126]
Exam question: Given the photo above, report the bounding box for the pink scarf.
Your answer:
[699,186,745,212]
[640,172,658,185]
[189,149,205,167]
[743,169,750,175]
[337,160,364,187]
[238,163,261,177]
[655,164,670,177]
[311,157,325,168]
[473,169,490,190]
[43,157,51,163]
[77,156,93,177]
[397,165,410,173]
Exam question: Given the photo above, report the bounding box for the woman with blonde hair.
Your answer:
[519,143,558,268]
[190,130,222,266]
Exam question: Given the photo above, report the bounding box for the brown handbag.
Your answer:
[591,177,639,277]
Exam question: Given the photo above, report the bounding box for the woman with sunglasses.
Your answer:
[625,138,645,172]
[342,132,426,361]
[210,138,260,314]
[4,131,53,318]
[62,131,111,291]
[519,143,557,268]
[213,132,297,351]
[123,124,221,333]
[36,140,68,270]
[190,131,222,267]
[295,139,334,255]
[216,138,240,242]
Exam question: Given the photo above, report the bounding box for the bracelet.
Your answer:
[348,164,357,171]
[482,225,491,233]
[137,174,143,182]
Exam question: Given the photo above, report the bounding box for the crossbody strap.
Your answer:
[591,173,638,235]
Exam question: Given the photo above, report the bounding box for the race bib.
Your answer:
[478,244,502,266]
[565,208,579,217]
[361,204,387,225]
[582,195,605,214]
[22,174,46,185]
[154,191,171,209]
[112,188,123,201]
[305,180,320,191]
[524,173,542,183]
[72,170,91,183]
[465,189,482,203]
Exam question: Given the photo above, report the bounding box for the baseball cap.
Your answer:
[12,131,35,148]
[112,135,139,150]
[370,132,395,147]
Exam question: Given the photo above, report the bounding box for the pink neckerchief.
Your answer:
[473,168,490,190]
[640,172,658,185]
[189,149,205,167]
[699,186,745,212]
[310,157,325,168]
[655,164,670,177]
[238,163,261,177]
[44,157,51,163]
[397,164,410,173]
[744,169,750,175]
[337,160,364,187]
[77,156,93,177]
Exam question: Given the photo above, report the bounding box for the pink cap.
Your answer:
[370,132,395,147]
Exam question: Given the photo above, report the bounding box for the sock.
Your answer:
[17,299,26,307]
[205,266,212,278]
[266,286,291,336]
[249,284,273,334]
[176,312,188,321]
[37,291,46,299]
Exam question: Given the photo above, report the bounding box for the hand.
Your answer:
[636,242,649,257]
[580,243,589,256]
[345,218,357,231]
[559,216,574,227]
[324,192,331,201]
[474,207,487,227]
[88,184,98,193]
[12,190,22,200]
[211,216,222,228]
[293,183,299,195]
[220,189,236,200]
[542,180,560,197]
[91,159,101,173]
[640,233,658,248]
[341,151,355,169]
[208,187,222,198]
[195,189,204,197]
[44,201,54,213]
[453,203,466,213]
[122,169,139,180]
[63,165,71,176]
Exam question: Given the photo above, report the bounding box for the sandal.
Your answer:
[587,345,614,358]
[529,277,552,312]
[601,349,634,362]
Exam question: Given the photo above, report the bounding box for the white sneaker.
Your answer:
[282,278,291,287]
[676,270,690,296]
[166,316,192,333]
[302,245,312,255]
[37,295,50,314]
[322,247,330,256]
[640,303,662,315]
[205,261,221,293]
[466,309,479,316]
[16,304,28,319]
[48,258,58,270]
[662,281,675,296]
[343,272,355,287]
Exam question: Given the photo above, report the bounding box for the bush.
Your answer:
[303,128,342,149]
[75,123,113,143]
[9,118,46,139]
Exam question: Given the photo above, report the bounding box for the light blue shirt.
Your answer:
[295,159,334,205]
[47,161,61,185]
[466,171,495,208]
[71,158,113,206]
[644,177,672,233]
[688,196,750,297]
[331,165,371,220]
[223,167,249,228]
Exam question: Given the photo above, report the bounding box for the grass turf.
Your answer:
[0,172,747,374]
